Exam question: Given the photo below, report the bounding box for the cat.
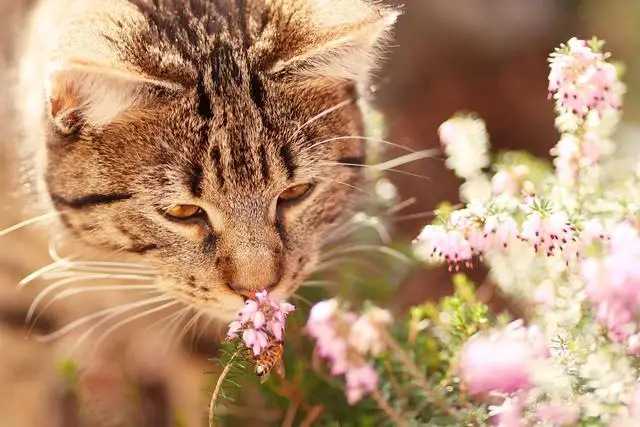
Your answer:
[12,0,400,324]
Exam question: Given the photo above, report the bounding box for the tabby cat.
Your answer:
[13,0,399,322]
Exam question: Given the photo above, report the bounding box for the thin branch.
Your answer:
[300,405,324,427]
[370,389,409,427]
[380,329,461,421]
[208,350,240,427]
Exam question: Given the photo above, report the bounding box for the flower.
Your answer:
[582,222,640,342]
[226,291,295,356]
[536,401,580,426]
[306,299,392,405]
[489,393,528,427]
[460,322,549,395]
[548,38,623,119]
[438,116,490,180]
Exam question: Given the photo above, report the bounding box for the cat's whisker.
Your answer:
[47,240,156,274]
[316,177,371,196]
[301,280,339,288]
[19,258,77,286]
[42,272,156,281]
[27,275,102,323]
[322,161,430,181]
[313,256,383,274]
[289,100,352,144]
[30,284,159,329]
[145,305,189,335]
[301,135,416,155]
[321,244,412,265]
[0,212,61,238]
[289,293,313,307]
[322,197,418,246]
[50,263,157,276]
[323,214,391,246]
[27,274,155,323]
[175,311,203,349]
[193,313,215,348]
[372,149,440,171]
[163,307,193,353]
[91,300,180,352]
[35,294,172,343]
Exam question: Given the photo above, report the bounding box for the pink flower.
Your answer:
[345,364,378,405]
[519,211,580,260]
[306,299,391,405]
[536,402,580,426]
[582,222,640,343]
[548,38,622,118]
[226,291,295,356]
[490,394,528,427]
[414,211,516,271]
[460,322,549,395]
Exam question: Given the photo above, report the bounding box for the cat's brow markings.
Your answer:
[259,144,270,181]
[196,72,214,120]
[279,146,296,180]
[49,193,133,209]
[187,162,204,197]
[209,146,226,187]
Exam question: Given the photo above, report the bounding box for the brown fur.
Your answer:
[14,0,399,321]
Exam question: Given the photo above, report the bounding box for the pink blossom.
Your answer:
[226,291,295,356]
[582,222,640,343]
[536,402,580,426]
[548,38,621,118]
[490,394,528,427]
[460,322,549,395]
[519,211,579,259]
[414,213,517,271]
[345,364,379,405]
[306,299,392,405]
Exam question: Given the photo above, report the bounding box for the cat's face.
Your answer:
[34,0,397,321]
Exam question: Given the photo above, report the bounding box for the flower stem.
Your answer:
[380,329,462,421]
[208,350,240,427]
[370,388,409,427]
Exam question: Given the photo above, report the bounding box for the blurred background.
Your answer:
[0,1,639,426]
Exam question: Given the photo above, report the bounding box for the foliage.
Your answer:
[209,37,640,427]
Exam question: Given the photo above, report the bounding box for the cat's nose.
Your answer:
[228,283,277,300]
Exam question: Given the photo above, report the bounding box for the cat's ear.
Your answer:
[45,60,176,132]
[270,0,400,82]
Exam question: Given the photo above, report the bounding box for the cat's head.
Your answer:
[37,0,398,321]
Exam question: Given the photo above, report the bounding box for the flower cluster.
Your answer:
[548,37,622,120]
[227,291,295,356]
[414,207,517,270]
[582,222,640,345]
[306,299,392,404]
[460,321,550,396]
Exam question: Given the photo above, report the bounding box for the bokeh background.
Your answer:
[0,1,639,426]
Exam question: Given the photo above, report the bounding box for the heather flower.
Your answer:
[460,322,549,395]
[438,115,490,180]
[227,290,295,356]
[489,394,528,427]
[306,299,392,405]
[536,401,580,426]
[581,222,640,342]
[548,37,623,120]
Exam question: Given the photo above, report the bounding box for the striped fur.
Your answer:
[14,0,399,321]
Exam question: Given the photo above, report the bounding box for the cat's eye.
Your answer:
[278,183,314,204]
[163,204,205,221]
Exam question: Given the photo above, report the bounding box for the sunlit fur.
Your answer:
[15,0,399,322]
